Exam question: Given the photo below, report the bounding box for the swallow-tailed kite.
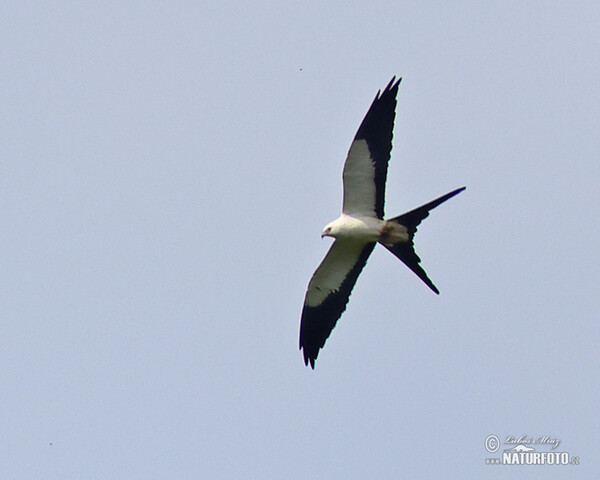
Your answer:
[299,77,465,368]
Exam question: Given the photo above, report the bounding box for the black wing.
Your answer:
[299,241,376,368]
[342,77,401,219]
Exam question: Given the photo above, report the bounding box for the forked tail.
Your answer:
[382,186,466,294]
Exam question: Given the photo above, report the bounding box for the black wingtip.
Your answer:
[300,333,317,369]
[374,77,402,100]
[381,76,402,96]
[301,348,317,369]
[300,334,318,369]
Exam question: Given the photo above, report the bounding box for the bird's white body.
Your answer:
[322,214,409,246]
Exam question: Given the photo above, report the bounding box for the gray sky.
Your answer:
[2,1,599,478]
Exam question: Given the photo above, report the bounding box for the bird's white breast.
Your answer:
[332,214,384,242]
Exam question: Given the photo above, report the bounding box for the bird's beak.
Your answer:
[321,233,325,239]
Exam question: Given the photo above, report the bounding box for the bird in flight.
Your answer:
[299,77,465,368]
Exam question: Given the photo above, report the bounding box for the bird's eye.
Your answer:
[325,228,331,233]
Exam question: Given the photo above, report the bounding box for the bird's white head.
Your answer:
[321,220,339,239]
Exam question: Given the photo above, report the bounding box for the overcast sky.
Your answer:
[2,1,599,478]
